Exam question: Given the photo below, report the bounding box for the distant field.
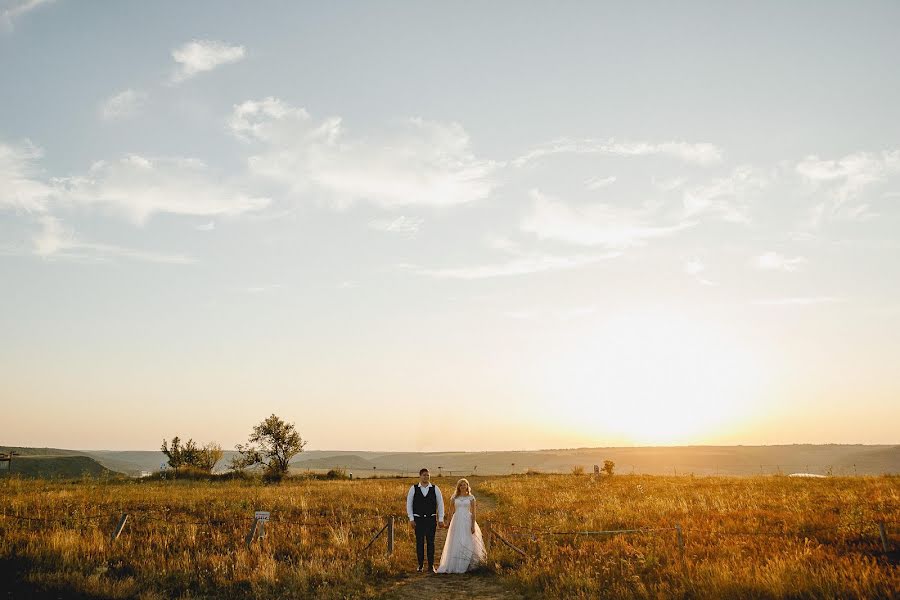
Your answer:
[1,473,897,599]
[4,444,898,478]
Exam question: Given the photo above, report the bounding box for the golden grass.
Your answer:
[1,474,897,599]
[480,473,900,599]
[0,476,418,599]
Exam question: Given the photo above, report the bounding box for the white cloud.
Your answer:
[230,97,497,208]
[100,89,147,121]
[753,251,807,272]
[244,284,283,293]
[682,165,767,223]
[368,215,424,234]
[796,150,900,223]
[585,175,617,190]
[683,258,716,286]
[513,138,723,167]
[520,189,696,248]
[171,39,245,83]
[195,221,215,231]
[405,251,620,279]
[1,0,53,31]
[55,154,270,224]
[0,139,53,212]
[684,259,705,276]
[31,215,195,264]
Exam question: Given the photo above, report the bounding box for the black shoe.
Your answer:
[416,565,423,573]
[429,566,437,574]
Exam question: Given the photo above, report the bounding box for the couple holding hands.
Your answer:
[405,468,487,574]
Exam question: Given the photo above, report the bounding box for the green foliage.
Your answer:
[161,437,223,474]
[231,414,307,477]
[326,467,349,479]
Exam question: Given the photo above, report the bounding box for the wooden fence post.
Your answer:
[111,513,128,541]
[246,518,260,548]
[878,521,890,553]
[485,520,492,554]
[387,516,394,555]
[675,523,684,560]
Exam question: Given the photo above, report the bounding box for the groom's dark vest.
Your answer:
[411,484,438,517]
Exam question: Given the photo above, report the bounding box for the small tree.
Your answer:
[195,442,224,473]
[162,437,221,474]
[232,414,307,479]
[602,459,615,476]
[161,437,199,472]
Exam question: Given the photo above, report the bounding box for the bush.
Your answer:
[602,460,615,476]
[325,468,349,480]
[571,465,585,476]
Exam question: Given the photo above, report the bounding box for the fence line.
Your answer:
[1,510,894,558]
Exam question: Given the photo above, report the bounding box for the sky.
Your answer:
[1,1,899,451]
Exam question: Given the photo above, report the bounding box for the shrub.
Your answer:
[571,465,585,476]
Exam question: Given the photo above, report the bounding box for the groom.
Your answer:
[405,468,445,573]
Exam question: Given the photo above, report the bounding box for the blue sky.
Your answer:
[2,1,899,450]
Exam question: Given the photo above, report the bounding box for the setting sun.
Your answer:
[546,309,764,444]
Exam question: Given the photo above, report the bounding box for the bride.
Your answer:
[436,478,487,573]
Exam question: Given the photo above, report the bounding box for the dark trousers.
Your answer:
[414,516,437,567]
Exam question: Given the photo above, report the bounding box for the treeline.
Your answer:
[161,414,306,481]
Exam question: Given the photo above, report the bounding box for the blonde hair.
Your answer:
[451,478,472,501]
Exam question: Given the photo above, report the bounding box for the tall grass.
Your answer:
[481,474,899,599]
[1,474,897,598]
[0,475,418,599]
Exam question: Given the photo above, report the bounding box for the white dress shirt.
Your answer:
[406,482,445,522]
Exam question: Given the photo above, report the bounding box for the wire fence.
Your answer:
[2,506,896,560]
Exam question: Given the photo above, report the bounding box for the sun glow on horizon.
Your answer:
[545,309,766,445]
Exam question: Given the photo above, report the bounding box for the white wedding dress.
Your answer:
[436,495,487,573]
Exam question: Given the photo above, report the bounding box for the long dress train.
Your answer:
[436,495,487,573]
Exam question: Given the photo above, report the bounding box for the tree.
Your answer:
[195,442,224,473]
[162,437,221,474]
[232,414,307,478]
[161,436,198,472]
[602,459,615,476]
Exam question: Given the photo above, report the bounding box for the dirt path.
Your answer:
[375,489,524,600]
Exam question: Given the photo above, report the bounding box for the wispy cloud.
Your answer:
[55,154,270,225]
[243,284,283,294]
[31,215,195,264]
[512,138,723,167]
[683,259,716,286]
[404,251,620,279]
[368,215,424,235]
[171,40,245,83]
[585,175,617,190]
[0,139,53,212]
[797,150,900,224]
[195,221,215,231]
[100,89,147,121]
[752,251,807,272]
[520,189,696,248]
[682,165,767,223]
[1,0,53,31]
[230,97,497,209]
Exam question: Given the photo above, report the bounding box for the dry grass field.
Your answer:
[480,473,900,599]
[1,473,897,599]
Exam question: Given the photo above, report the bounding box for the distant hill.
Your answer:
[3,455,119,479]
[4,444,897,477]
